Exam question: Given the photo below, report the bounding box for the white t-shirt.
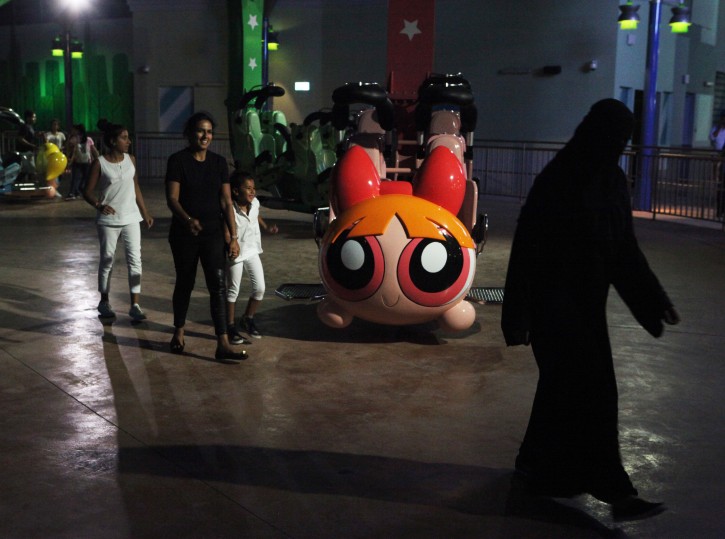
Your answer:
[96,154,143,226]
[45,131,66,149]
[231,198,263,263]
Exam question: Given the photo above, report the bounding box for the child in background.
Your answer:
[226,171,278,343]
[45,118,67,196]
[66,123,99,200]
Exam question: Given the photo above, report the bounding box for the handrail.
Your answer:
[4,130,721,228]
[471,141,724,227]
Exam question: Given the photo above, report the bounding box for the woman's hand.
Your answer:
[143,214,154,229]
[267,223,279,234]
[99,204,116,215]
[228,238,240,259]
[187,218,203,236]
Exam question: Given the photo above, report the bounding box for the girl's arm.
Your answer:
[83,160,115,215]
[258,215,278,234]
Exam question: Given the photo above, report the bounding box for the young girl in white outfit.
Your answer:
[226,172,277,343]
[84,120,153,320]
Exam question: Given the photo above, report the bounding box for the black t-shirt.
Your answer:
[165,148,229,238]
[17,123,36,152]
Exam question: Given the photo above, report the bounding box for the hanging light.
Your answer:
[267,31,280,51]
[669,4,692,34]
[262,27,280,51]
[618,2,640,30]
[51,36,64,57]
[70,39,83,59]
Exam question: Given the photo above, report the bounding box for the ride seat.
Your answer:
[348,109,387,177]
[244,109,277,167]
[267,110,289,157]
[291,124,336,182]
[429,110,461,136]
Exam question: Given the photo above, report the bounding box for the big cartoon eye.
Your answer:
[397,229,474,307]
[321,229,384,302]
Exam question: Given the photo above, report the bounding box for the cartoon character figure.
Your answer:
[317,145,477,331]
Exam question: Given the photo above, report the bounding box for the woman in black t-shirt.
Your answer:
[165,111,248,362]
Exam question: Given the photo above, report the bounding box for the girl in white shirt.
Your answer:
[84,120,153,320]
[225,172,277,342]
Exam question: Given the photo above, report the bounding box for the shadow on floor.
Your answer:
[118,444,626,538]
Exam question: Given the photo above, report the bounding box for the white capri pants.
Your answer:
[226,254,265,302]
[97,222,142,295]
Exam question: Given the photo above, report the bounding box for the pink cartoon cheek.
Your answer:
[321,230,384,302]
[397,231,474,307]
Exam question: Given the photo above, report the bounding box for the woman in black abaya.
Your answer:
[501,99,680,521]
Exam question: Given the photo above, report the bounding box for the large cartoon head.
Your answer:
[317,145,477,331]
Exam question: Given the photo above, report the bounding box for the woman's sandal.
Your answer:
[170,337,185,355]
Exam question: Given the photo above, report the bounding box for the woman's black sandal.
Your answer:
[170,338,185,354]
[215,349,248,362]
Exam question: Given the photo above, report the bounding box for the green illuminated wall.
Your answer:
[2,53,134,133]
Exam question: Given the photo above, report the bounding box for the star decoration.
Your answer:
[400,19,421,41]
[248,57,258,70]
[248,14,258,30]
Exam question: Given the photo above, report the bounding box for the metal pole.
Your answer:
[63,23,73,134]
[262,16,269,88]
[637,0,662,210]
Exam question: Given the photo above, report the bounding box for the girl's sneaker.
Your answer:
[244,316,261,339]
[227,326,251,345]
[98,301,116,318]
[129,304,147,321]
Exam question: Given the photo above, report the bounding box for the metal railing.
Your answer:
[133,132,234,184]
[3,130,723,226]
[0,131,234,186]
[472,140,724,226]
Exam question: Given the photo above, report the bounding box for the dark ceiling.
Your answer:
[0,0,131,26]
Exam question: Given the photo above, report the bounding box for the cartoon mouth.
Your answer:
[382,294,400,308]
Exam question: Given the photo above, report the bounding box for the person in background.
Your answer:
[83,119,154,321]
[502,99,680,522]
[708,111,725,151]
[44,118,67,196]
[16,110,39,153]
[225,171,278,344]
[165,111,248,363]
[66,123,99,200]
[711,112,725,218]
[44,118,66,149]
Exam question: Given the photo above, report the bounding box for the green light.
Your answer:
[618,3,640,31]
[669,5,691,34]
[51,36,64,56]
[71,40,83,59]
[670,21,690,33]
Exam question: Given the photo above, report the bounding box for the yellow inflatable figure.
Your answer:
[45,151,68,181]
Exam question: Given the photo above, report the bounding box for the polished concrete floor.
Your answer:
[1,182,724,539]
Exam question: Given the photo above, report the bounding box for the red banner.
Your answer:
[386,0,435,100]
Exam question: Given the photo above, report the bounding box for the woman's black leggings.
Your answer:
[169,233,227,336]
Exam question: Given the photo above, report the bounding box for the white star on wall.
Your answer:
[400,19,421,41]
[248,57,258,70]
[248,14,258,30]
